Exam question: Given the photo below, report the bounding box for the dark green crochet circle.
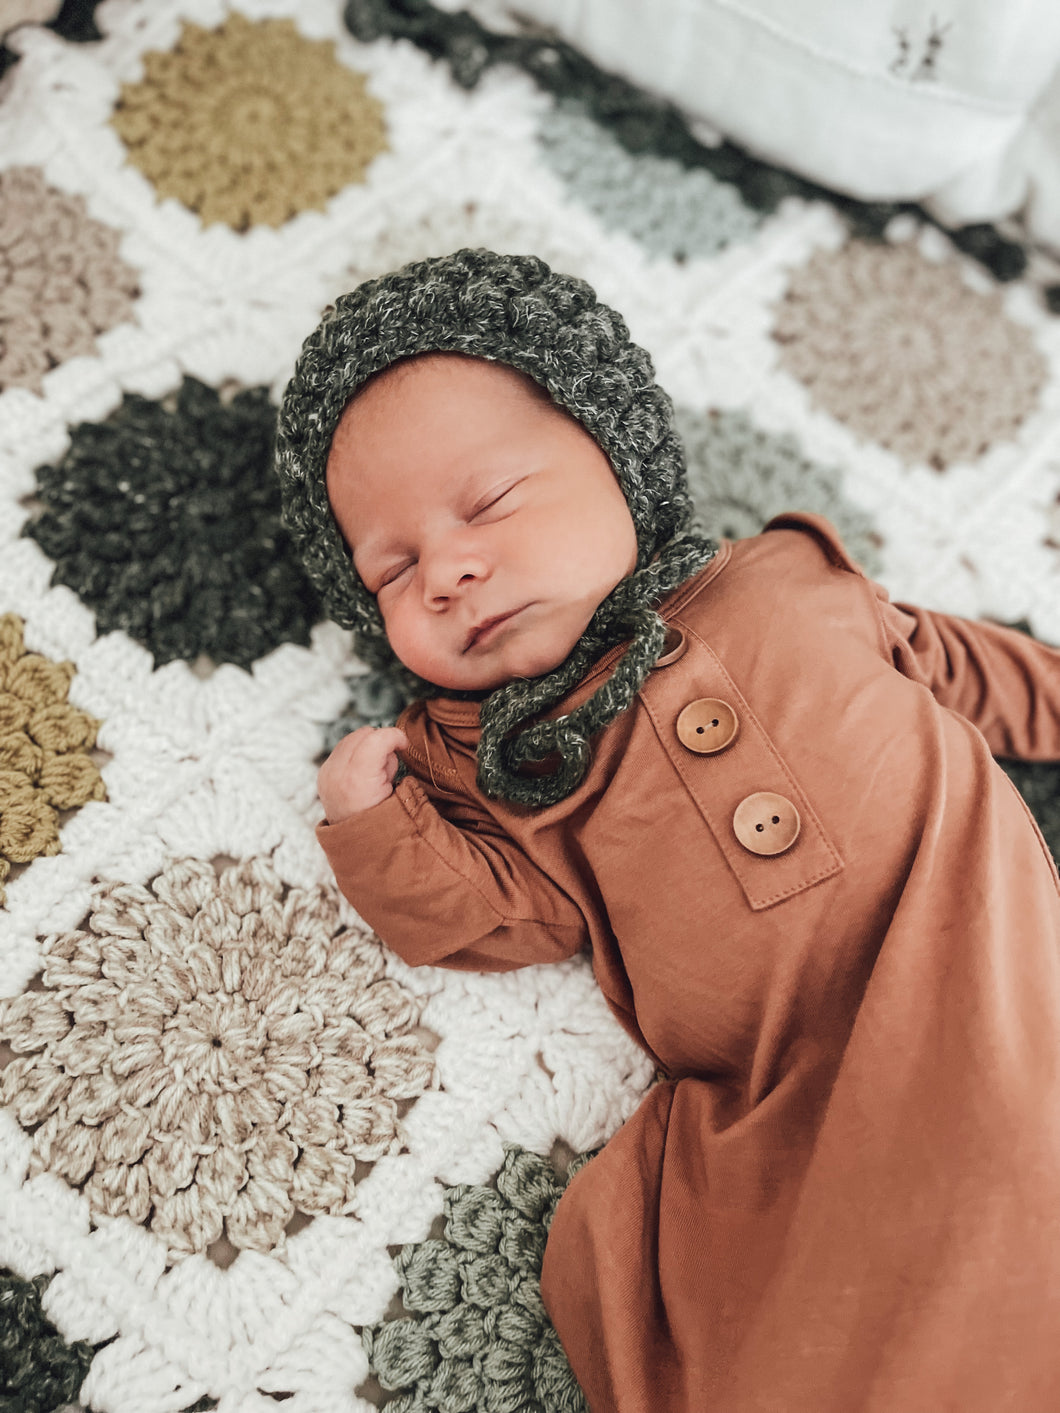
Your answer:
[362,1146,591,1413]
[24,378,321,669]
[1001,756,1060,865]
[0,1269,95,1411]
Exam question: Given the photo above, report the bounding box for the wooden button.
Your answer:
[733,792,800,856]
[676,698,739,754]
[655,625,687,667]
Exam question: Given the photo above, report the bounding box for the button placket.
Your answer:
[639,624,842,909]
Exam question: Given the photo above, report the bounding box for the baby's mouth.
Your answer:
[463,606,528,653]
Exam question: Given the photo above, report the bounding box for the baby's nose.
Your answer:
[423,547,489,600]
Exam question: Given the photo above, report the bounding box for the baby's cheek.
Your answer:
[383,608,448,684]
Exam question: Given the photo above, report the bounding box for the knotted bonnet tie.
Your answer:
[275,249,717,808]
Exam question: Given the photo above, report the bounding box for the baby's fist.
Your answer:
[318,725,409,823]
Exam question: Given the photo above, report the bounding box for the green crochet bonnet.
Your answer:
[276,248,716,807]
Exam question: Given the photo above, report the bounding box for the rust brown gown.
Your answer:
[320,513,1060,1412]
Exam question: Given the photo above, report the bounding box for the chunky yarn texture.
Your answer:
[276,248,716,807]
[773,241,1048,468]
[364,1145,590,1411]
[0,856,437,1257]
[25,378,321,669]
[111,13,387,230]
[0,165,138,393]
[0,1269,96,1411]
[0,613,104,907]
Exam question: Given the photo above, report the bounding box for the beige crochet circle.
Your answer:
[0,168,139,393]
[111,13,388,230]
[0,857,436,1256]
[772,241,1047,468]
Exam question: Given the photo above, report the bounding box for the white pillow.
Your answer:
[503,0,1060,247]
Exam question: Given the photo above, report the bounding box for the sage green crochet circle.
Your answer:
[538,100,762,260]
[363,1146,590,1413]
[677,405,885,576]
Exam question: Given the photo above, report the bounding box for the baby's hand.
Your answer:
[318,726,409,822]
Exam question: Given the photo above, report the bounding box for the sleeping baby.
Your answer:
[276,249,1060,1413]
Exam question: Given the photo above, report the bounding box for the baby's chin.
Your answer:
[402,641,576,694]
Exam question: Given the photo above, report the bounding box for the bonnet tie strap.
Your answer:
[476,533,716,807]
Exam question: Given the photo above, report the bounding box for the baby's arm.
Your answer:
[875,590,1060,760]
[316,726,589,972]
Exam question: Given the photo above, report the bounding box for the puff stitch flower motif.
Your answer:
[0,856,438,1257]
[365,1145,589,1412]
[772,240,1047,468]
[110,12,387,230]
[0,614,105,908]
[0,166,138,393]
[677,406,883,573]
[538,100,761,261]
[23,377,322,669]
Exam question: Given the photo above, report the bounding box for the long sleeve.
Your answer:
[872,586,1060,760]
[317,772,588,972]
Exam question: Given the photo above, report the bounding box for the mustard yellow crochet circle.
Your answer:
[111,13,388,230]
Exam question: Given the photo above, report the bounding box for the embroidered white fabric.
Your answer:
[507,0,1060,246]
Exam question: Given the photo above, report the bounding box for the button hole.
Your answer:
[755,823,764,832]
[772,816,780,824]
[712,719,719,727]
[696,726,704,733]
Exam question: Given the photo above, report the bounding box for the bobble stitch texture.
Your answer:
[772,241,1047,467]
[0,1269,96,1411]
[364,1145,590,1412]
[0,856,437,1256]
[24,379,321,669]
[0,614,105,907]
[276,248,716,808]
[111,13,387,230]
[0,167,139,393]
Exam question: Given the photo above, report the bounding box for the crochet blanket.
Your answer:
[0,2,1058,1409]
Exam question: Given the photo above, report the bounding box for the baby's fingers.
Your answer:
[373,727,408,784]
[338,725,406,761]
[371,727,409,755]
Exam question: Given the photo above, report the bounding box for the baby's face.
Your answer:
[326,352,639,692]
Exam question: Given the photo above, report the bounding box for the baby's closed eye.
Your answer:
[470,479,525,520]
[379,560,415,589]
